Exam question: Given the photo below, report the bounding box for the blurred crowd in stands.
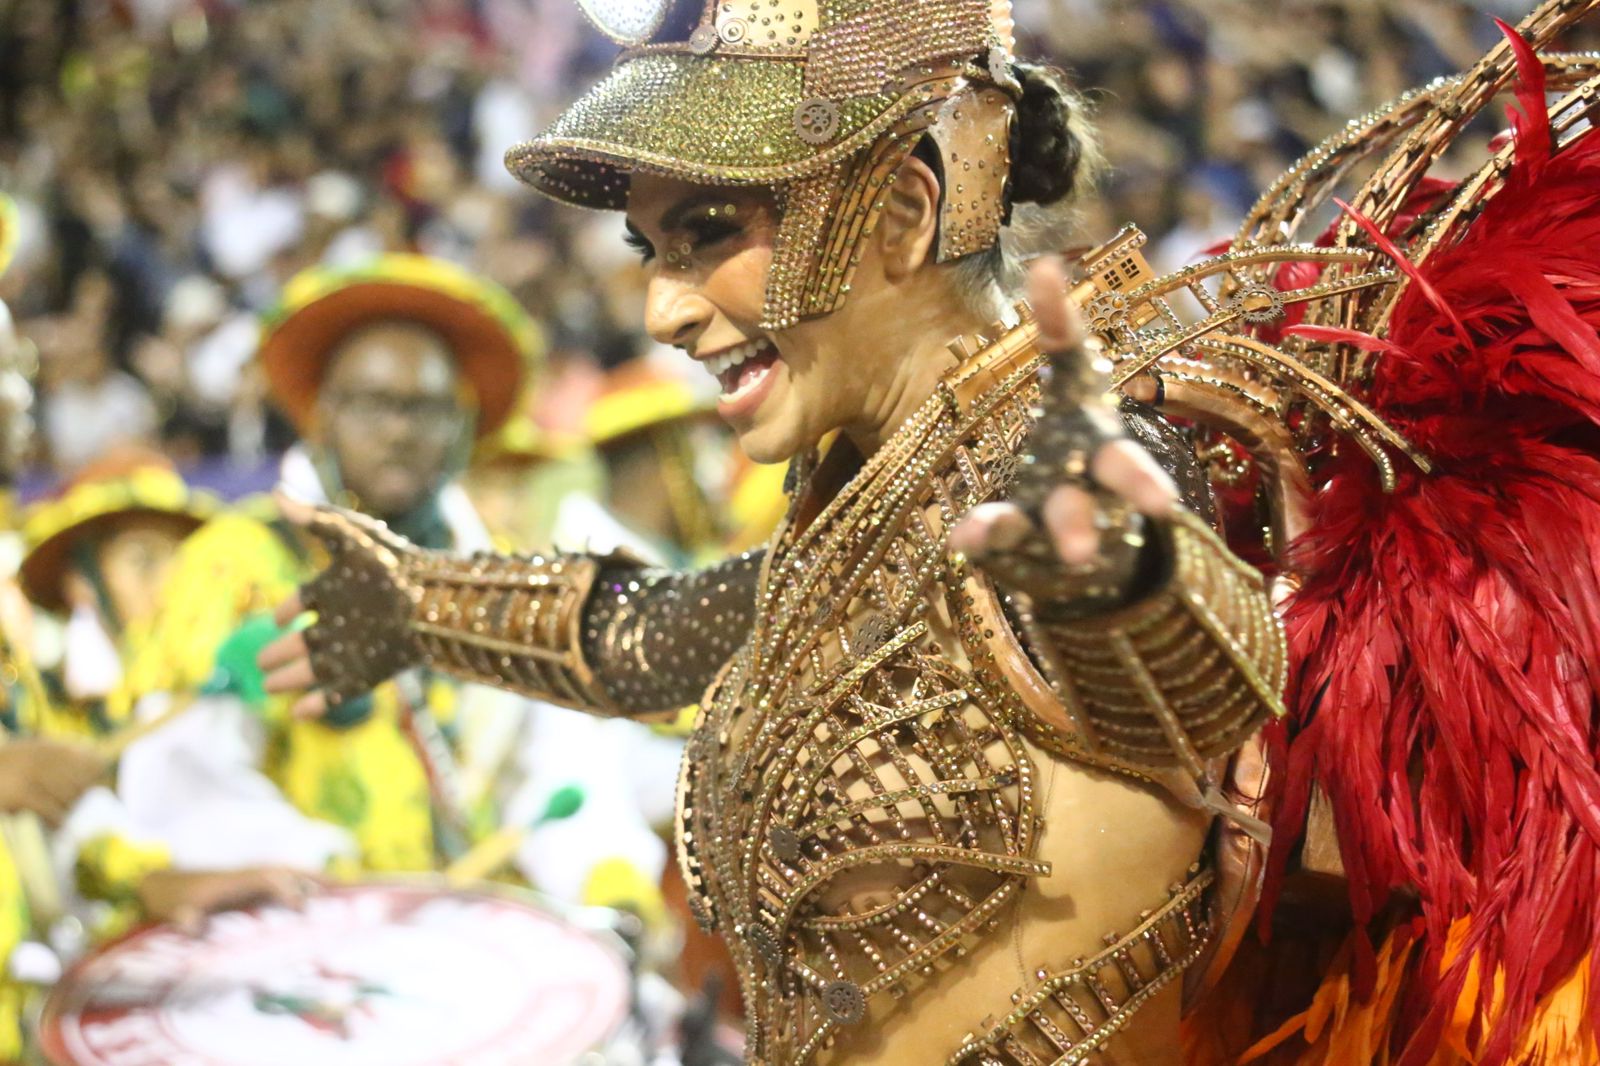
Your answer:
[0,0,1586,488]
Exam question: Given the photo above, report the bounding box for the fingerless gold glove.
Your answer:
[295,503,613,713]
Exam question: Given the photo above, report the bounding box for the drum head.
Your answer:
[40,882,631,1066]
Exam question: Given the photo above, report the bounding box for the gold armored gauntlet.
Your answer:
[295,503,616,715]
[412,550,765,715]
[407,550,616,714]
[295,502,764,717]
[1027,508,1287,779]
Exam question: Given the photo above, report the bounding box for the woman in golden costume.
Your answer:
[260,0,1287,1061]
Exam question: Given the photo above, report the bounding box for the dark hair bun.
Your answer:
[1009,62,1098,207]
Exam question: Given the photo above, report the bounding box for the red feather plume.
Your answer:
[1264,28,1600,1065]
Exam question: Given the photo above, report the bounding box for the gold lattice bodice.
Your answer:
[675,335,1067,1061]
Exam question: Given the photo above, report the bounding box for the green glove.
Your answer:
[202,614,291,711]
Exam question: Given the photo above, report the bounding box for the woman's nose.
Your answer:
[644,275,712,352]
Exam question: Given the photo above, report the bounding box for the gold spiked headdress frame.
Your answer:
[507,0,1023,329]
[1062,0,1600,562]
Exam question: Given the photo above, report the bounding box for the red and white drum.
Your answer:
[40,882,631,1066]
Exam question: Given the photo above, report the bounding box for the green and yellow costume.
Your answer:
[0,603,47,1063]
[128,255,540,877]
[15,459,216,940]
[0,195,59,1060]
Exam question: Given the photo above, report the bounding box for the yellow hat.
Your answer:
[472,413,581,469]
[19,451,217,614]
[0,194,18,279]
[259,254,543,439]
[584,364,716,448]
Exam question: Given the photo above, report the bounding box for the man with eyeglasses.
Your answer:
[118,256,669,926]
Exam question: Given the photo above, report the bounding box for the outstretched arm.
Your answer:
[259,498,761,720]
[952,260,1285,791]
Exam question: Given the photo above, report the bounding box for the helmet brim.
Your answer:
[505,52,913,207]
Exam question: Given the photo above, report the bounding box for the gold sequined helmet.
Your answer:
[508,0,1027,329]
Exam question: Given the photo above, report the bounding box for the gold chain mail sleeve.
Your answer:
[1023,508,1287,776]
[294,502,763,717]
[580,551,764,712]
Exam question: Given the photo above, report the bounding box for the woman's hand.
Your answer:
[949,257,1178,596]
[256,592,325,720]
[257,493,424,720]
[0,738,108,825]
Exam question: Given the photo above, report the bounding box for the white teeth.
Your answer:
[702,339,768,380]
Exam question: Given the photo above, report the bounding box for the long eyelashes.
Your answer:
[661,218,743,269]
[623,227,655,262]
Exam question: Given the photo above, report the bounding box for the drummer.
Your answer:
[123,255,669,914]
[14,451,316,942]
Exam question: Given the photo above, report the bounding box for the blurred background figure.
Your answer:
[584,361,730,567]
[119,252,666,901]
[11,450,304,950]
[463,414,609,553]
[0,194,115,1066]
[17,449,212,722]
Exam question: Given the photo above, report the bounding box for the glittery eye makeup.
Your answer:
[679,209,742,251]
[629,196,758,269]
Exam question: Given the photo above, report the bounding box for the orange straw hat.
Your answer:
[258,254,544,439]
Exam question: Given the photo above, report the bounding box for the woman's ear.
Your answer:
[876,154,942,283]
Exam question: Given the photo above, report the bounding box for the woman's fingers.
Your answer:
[948,502,1034,558]
[1026,257,1086,354]
[1041,484,1101,566]
[1091,439,1178,518]
[262,657,317,697]
[292,691,330,721]
[259,607,345,719]
[257,629,308,675]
